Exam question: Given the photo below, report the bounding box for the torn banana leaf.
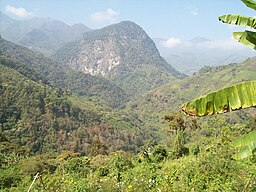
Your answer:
[181,80,256,117]
[233,31,256,49]
[219,14,256,29]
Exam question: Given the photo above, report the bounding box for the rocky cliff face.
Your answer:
[55,21,183,95]
[66,21,176,76]
[0,37,129,108]
[71,38,121,76]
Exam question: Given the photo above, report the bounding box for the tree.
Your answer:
[181,0,256,160]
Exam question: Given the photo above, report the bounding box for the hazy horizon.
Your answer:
[1,0,254,41]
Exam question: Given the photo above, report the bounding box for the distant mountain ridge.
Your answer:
[55,21,184,95]
[0,12,91,55]
[154,37,256,75]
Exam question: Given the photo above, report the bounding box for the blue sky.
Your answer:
[1,0,255,41]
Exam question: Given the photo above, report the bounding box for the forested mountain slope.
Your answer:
[54,21,184,96]
[1,17,256,192]
[0,57,156,154]
[128,58,256,126]
[1,55,255,191]
[0,36,128,108]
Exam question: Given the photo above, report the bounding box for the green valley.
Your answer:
[1,1,256,190]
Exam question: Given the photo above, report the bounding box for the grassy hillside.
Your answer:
[127,58,256,128]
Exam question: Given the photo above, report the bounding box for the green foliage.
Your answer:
[127,58,256,131]
[0,55,156,156]
[0,54,48,84]
[164,112,198,159]
[0,166,21,189]
[152,145,168,162]
[1,3,256,191]
[190,144,200,155]
[1,63,93,153]
[1,115,256,191]
[232,130,256,160]
[181,0,256,160]
[233,30,256,49]
[242,0,256,10]
[19,154,57,177]
[170,130,189,159]
[87,137,107,156]
[181,80,256,116]
[181,80,256,160]
[219,14,256,29]
[0,37,129,108]
[109,65,180,97]
[219,0,256,49]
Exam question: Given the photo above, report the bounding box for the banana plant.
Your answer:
[219,0,256,49]
[181,0,256,160]
[181,81,256,160]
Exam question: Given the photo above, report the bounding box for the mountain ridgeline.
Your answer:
[1,11,256,192]
[0,12,91,55]
[55,21,184,95]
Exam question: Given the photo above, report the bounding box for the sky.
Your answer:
[0,0,255,42]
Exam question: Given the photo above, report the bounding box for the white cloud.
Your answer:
[161,37,182,48]
[187,6,199,16]
[197,39,245,50]
[5,5,34,19]
[159,37,246,51]
[90,8,119,23]
[191,10,198,16]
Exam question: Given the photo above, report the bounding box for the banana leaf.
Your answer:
[181,80,256,117]
[232,130,256,160]
[232,141,256,160]
[219,14,256,29]
[233,31,256,49]
[241,0,256,11]
[209,0,256,160]
[233,130,256,147]
[181,80,256,159]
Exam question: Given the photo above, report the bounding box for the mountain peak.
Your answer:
[55,20,181,95]
[190,37,211,43]
[82,20,147,41]
[115,20,141,28]
[66,20,166,77]
[105,20,141,28]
